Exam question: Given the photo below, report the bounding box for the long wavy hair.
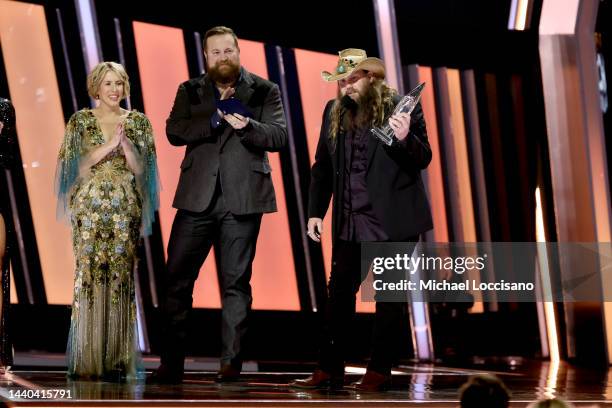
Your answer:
[328,76,397,147]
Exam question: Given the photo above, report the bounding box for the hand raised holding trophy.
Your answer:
[371,82,425,146]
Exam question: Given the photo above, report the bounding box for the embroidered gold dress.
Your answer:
[55,109,159,380]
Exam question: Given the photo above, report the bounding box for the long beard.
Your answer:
[342,85,378,131]
[207,60,240,85]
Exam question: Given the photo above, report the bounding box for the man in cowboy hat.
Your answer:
[291,48,433,391]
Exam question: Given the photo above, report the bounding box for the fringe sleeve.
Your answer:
[134,113,160,236]
[55,112,83,223]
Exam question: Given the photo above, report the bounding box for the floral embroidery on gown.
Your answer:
[55,109,159,380]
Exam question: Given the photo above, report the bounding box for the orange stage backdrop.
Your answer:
[0,0,73,304]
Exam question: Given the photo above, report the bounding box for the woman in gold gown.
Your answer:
[55,62,159,381]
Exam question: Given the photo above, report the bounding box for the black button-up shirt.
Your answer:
[339,127,388,242]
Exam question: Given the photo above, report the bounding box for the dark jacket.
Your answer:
[308,97,433,241]
[166,68,287,214]
[0,98,15,170]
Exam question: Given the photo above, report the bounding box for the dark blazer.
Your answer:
[0,98,15,170]
[166,68,287,214]
[308,98,433,241]
[0,98,16,219]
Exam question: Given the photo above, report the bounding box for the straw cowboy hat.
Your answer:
[321,48,386,82]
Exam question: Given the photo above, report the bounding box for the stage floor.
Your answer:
[1,354,611,407]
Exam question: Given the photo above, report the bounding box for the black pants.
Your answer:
[319,239,416,376]
[160,191,262,371]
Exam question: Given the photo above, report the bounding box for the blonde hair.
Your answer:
[87,61,130,100]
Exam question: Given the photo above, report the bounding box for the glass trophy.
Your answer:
[371,82,425,146]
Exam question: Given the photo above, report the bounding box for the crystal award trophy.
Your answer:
[371,82,425,146]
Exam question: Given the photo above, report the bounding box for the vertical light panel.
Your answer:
[535,187,561,365]
[238,40,299,311]
[462,70,497,309]
[446,69,477,243]
[406,66,442,361]
[508,0,534,31]
[448,69,482,313]
[294,49,374,313]
[372,0,403,92]
[294,49,336,280]
[236,39,268,79]
[540,0,580,35]
[132,21,220,308]
[540,0,611,363]
[461,70,491,242]
[484,74,512,240]
[413,66,448,242]
[436,68,482,313]
[74,0,102,73]
[0,0,73,304]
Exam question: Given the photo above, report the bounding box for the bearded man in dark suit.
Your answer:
[151,26,287,384]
